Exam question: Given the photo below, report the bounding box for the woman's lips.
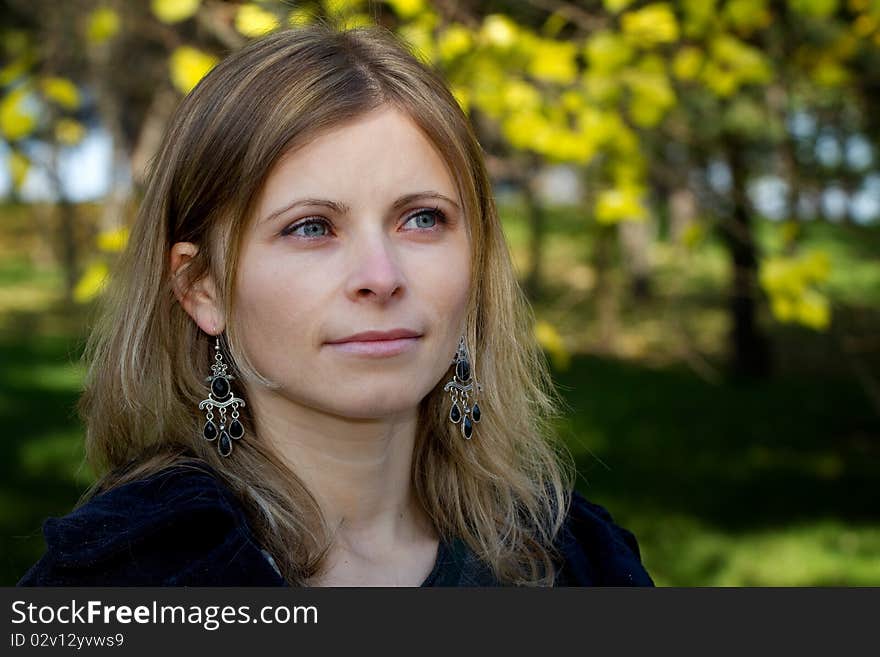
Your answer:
[326,336,421,357]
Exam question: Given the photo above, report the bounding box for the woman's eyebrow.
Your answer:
[260,191,461,225]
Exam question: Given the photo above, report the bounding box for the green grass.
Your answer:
[0,333,93,585]
[1,200,878,586]
[550,354,879,586]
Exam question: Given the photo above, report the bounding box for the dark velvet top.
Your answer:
[17,461,654,587]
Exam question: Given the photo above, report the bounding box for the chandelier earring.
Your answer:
[198,335,247,457]
[443,334,483,440]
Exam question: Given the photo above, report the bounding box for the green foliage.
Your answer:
[5,1,880,331]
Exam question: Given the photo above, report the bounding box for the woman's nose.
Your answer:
[345,231,407,303]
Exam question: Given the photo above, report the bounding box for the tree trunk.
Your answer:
[669,187,697,244]
[618,216,654,300]
[47,146,78,304]
[723,139,771,377]
[130,88,179,189]
[593,223,619,353]
[522,175,546,301]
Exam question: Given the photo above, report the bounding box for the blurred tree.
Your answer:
[2,0,877,376]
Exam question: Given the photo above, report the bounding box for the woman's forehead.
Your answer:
[260,107,459,201]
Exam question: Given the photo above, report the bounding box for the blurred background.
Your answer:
[1,0,878,586]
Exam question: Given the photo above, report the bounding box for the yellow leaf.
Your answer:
[702,62,739,96]
[604,0,635,12]
[0,54,35,87]
[235,3,279,38]
[74,261,110,303]
[542,11,568,38]
[502,80,542,112]
[385,0,425,19]
[702,35,772,96]
[576,108,622,147]
[0,87,36,140]
[595,186,647,224]
[622,3,680,46]
[528,39,578,84]
[97,227,129,252]
[611,158,645,186]
[547,127,598,164]
[561,89,586,112]
[8,150,29,189]
[585,31,633,72]
[799,249,831,283]
[788,0,839,19]
[54,118,85,145]
[450,85,470,113]
[760,256,806,296]
[853,14,876,36]
[582,71,621,103]
[469,58,506,117]
[759,248,832,330]
[501,111,550,151]
[770,294,796,322]
[398,19,437,64]
[151,0,200,24]
[796,290,831,330]
[40,77,80,110]
[681,0,719,38]
[672,46,704,80]
[711,34,773,84]
[325,0,366,14]
[480,14,518,48]
[86,7,120,45]
[534,320,570,370]
[607,117,640,154]
[169,46,218,95]
[325,0,372,26]
[724,0,773,34]
[811,58,849,87]
[624,68,675,127]
[438,24,472,62]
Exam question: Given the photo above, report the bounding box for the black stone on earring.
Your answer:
[456,357,470,382]
[211,376,230,399]
[218,430,232,457]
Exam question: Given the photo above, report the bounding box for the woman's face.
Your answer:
[232,105,472,420]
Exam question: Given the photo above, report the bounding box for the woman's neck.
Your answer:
[247,387,435,555]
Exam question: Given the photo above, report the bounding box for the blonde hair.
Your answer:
[78,20,576,585]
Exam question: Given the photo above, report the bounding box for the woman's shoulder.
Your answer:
[553,489,654,586]
[17,460,286,587]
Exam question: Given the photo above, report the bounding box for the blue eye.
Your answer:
[281,218,330,239]
[403,208,447,230]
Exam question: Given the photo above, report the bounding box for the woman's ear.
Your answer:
[170,242,225,335]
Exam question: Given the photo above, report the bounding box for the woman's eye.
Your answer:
[403,208,446,231]
[280,218,330,239]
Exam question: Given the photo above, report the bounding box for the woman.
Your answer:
[18,21,653,587]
